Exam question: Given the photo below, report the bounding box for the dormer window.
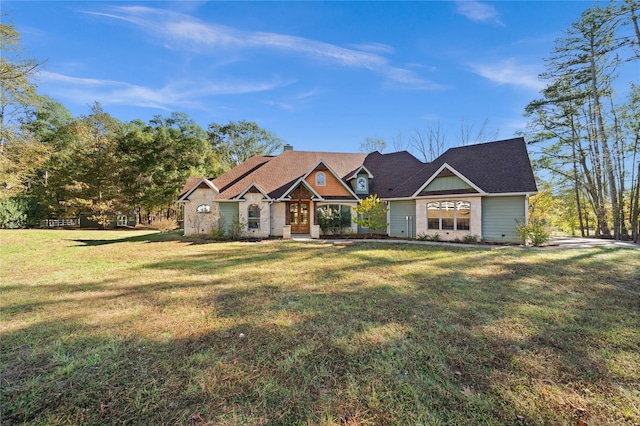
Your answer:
[356,176,368,193]
[316,172,326,186]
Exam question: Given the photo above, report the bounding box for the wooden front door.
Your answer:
[289,201,310,234]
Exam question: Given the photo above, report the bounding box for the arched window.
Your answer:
[316,172,326,186]
[248,204,260,229]
[196,204,211,213]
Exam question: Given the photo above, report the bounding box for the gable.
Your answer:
[420,175,475,194]
[287,183,315,200]
[305,169,352,197]
[177,177,219,202]
[412,163,485,198]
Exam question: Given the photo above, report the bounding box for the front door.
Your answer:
[289,201,310,234]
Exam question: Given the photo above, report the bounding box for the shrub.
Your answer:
[208,227,227,240]
[463,234,479,244]
[419,233,442,242]
[0,196,44,229]
[353,195,388,237]
[229,214,246,240]
[529,220,550,246]
[317,205,351,235]
[515,219,550,246]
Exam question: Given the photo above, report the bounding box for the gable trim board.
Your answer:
[179,137,537,242]
[235,183,272,201]
[280,180,323,201]
[348,165,374,180]
[177,178,219,202]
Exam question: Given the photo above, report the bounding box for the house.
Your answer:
[177,137,537,243]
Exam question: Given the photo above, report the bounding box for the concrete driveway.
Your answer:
[544,236,640,250]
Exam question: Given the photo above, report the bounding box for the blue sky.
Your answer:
[8,1,608,154]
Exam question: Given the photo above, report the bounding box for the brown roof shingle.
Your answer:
[179,138,537,202]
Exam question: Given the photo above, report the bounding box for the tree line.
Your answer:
[526,0,639,241]
[0,20,282,228]
[1,102,282,228]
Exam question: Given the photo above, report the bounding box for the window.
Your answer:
[426,201,471,231]
[356,177,367,193]
[427,203,440,229]
[456,201,471,230]
[316,172,326,186]
[196,204,211,213]
[316,204,352,233]
[248,204,260,229]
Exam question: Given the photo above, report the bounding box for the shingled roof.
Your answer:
[179,137,537,202]
[209,151,368,200]
[389,137,537,197]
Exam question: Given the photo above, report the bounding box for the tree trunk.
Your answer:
[589,29,619,238]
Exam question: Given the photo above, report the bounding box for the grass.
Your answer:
[1,229,639,425]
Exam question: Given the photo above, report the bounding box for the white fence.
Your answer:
[41,219,80,228]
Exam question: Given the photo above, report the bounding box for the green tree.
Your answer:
[208,120,283,172]
[353,194,388,237]
[120,113,215,223]
[54,103,123,226]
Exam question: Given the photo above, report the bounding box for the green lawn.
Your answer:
[1,230,639,425]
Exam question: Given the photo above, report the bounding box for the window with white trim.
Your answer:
[427,201,471,231]
[316,172,326,186]
[248,204,260,229]
[196,204,211,213]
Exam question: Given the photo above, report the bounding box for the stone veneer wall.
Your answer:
[270,202,286,237]
[240,193,271,238]
[415,196,482,240]
[183,187,218,236]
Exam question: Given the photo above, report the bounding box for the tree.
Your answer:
[52,103,123,226]
[353,194,388,237]
[391,130,409,152]
[410,123,446,162]
[0,19,46,199]
[208,120,282,172]
[458,117,499,146]
[526,4,638,240]
[359,136,386,153]
[120,113,215,223]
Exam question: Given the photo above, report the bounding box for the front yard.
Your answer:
[1,230,638,425]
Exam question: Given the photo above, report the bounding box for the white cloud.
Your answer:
[88,6,439,90]
[455,1,504,26]
[38,71,290,110]
[469,58,544,91]
[261,89,322,112]
[349,42,395,55]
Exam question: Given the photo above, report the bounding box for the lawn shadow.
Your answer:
[69,230,184,246]
[3,242,639,425]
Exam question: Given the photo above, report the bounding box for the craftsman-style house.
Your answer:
[178,137,537,243]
